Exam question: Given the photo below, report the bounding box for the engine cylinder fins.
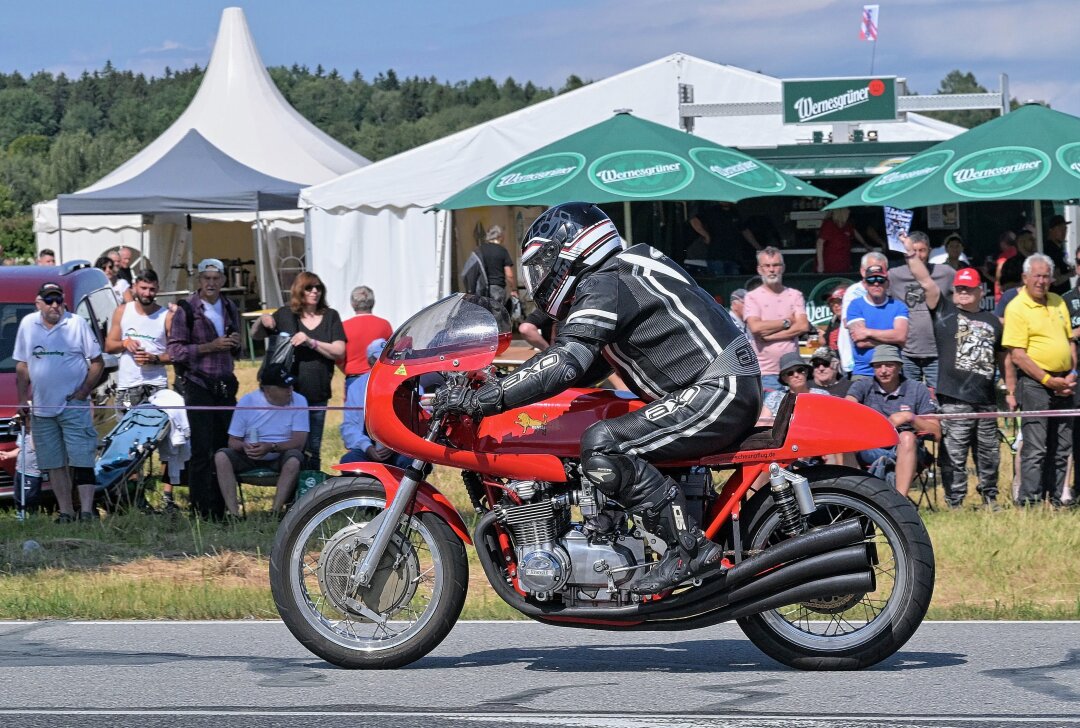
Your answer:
[506,479,538,500]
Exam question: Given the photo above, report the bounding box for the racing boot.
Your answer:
[627,479,724,595]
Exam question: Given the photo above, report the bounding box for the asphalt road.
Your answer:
[0,620,1077,728]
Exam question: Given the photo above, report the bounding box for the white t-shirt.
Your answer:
[838,281,868,374]
[203,298,226,337]
[112,278,130,303]
[13,312,102,417]
[227,389,309,461]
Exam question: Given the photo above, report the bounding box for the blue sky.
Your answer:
[2,0,1078,115]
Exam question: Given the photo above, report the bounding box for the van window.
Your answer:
[0,303,37,373]
[75,287,118,343]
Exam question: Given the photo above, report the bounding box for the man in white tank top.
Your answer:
[105,269,176,510]
[107,269,173,405]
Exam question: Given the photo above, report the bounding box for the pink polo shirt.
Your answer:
[743,285,805,375]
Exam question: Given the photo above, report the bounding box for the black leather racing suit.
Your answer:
[496,244,763,510]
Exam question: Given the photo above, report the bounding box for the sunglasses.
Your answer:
[304,284,324,292]
[783,368,809,377]
[864,276,887,285]
[41,295,64,306]
[813,361,832,368]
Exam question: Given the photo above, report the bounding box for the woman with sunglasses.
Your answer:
[255,272,346,470]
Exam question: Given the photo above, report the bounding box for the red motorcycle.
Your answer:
[270,294,934,670]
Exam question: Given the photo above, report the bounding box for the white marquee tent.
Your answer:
[34,6,368,303]
[301,53,963,328]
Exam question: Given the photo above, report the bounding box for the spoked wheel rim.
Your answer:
[750,492,907,651]
[287,495,446,652]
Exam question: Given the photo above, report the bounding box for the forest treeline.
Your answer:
[0,63,585,256]
[0,63,1001,258]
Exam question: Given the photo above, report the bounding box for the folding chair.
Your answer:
[911,431,939,511]
[235,468,279,518]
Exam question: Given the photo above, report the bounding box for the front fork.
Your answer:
[348,419,444,590]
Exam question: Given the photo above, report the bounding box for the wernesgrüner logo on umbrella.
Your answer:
[1056,142,1080,181]
[861,150,954,204]
[487,152,585,202]
[588,150,694,197]
[690,148,787,193]
[944,147,1051,198]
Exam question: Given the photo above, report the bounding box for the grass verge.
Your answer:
[1,479,1077,621]
[1,362,1075,620]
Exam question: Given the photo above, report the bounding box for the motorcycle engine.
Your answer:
[497,480,644,600]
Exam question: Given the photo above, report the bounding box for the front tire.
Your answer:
[736,467,934,670]
[269,476,468,669]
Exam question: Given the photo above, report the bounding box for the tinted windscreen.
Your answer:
[0,303,37,373]
[383,294,510,364]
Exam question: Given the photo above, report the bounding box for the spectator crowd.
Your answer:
[11,246,402,522]
[8,215,1079,524]
[755,224,1078,511]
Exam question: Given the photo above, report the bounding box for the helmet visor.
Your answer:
[520,238,558,298]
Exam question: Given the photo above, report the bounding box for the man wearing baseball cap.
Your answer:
[14,283,105,522]
[901,232,1005,509]
[845,261,910,378]
[810,346,849,397]
[167,258,242,520]
[846,345,939,498]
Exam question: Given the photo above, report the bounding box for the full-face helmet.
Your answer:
[520,202,624,320]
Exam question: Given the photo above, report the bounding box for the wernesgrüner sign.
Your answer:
[487,152,585,202]
[944,146,1052,198]
[689,148,788,193]
[783,77,897,125]
[861,150,954,204]
[588,150,694,197]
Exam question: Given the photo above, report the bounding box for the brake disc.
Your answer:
[317,523,421,617]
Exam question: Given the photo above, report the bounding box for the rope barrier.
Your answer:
[4,402,1080,419]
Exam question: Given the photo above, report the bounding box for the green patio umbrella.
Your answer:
[437,112,834,210]
[826,104,1080,210]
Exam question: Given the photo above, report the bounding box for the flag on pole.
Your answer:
[860,4,879,41]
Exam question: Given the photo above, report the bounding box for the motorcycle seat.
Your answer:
[716,391,795,454]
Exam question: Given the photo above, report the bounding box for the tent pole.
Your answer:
[623,201,633,243]
[255,211,266,306]
[57,213,64,263]
[1034,203,1044,254]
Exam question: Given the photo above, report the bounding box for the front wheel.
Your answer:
[736,467,934,670]
[269,476,468,669]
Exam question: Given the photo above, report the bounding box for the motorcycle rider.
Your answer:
[434,202,762,594]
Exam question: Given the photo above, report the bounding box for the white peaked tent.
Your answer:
[34,6,368,303]
[301,53,962,328]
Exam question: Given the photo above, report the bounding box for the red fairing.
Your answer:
[783,393,898,453]
[330,461,473,545]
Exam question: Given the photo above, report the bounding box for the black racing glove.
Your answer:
[431,381,503,421]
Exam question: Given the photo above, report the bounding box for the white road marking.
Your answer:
[0,710,1076,724]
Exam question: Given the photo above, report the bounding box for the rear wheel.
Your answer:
[269,476,468,669]
[736,467,934,670]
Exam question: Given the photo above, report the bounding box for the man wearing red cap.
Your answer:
[900,234,1005,510]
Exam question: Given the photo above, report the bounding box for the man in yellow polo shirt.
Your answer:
[1003,253,1077,507]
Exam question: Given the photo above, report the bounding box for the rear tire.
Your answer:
[269,476,468,669]
[736,466,934,670]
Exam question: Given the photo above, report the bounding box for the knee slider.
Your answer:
[581,422,636,498]
[72,467,96,486]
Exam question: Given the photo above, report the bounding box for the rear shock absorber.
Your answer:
[769,463,816,537]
